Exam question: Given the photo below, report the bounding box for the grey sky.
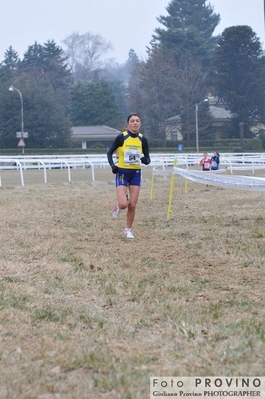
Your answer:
[1,0,264,64]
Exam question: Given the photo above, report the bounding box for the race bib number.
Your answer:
[124,150,141,165]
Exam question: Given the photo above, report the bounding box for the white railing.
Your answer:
[0,152,265,187]
[0,157,96,186]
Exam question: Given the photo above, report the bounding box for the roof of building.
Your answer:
[71,126,121,141]
[209,106,232,120]
[165,115,181,124]
[165,106,232,125]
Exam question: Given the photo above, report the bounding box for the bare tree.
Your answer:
[175,56,211,144]
[131,49,181,141]
[62,32,113,82]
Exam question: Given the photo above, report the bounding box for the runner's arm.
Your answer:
[141,137,151,165]
[107,134,124,167]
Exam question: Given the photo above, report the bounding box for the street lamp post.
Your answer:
[195,103,199,152]
[9,85,25,154]
[195,99,208,152]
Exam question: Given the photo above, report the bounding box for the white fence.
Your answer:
[0,155,107,186]
[0,152,265,187]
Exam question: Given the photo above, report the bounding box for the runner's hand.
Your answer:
[140,157,149,165]
[111,165,119,174]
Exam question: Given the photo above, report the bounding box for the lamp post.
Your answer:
[195,103,199,152]
[195,99,208,152]
[9,85,25,154]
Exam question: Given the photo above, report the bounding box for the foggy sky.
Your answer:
[1,0,264,64]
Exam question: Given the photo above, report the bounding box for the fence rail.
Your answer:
[1,152,265,187]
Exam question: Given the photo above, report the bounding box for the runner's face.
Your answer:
[127,115,141,133]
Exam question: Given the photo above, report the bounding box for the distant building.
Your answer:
[165,115,182,141]
[209,106,233,138]
[165,105,233,141]
[71,126,121,149]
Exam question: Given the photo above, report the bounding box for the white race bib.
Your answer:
[124,150,141,165]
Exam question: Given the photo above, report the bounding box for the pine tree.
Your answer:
[0,41,73,148]
[70,81,122,127]
[132,0,218,144]
[212,25,265,137]
[151,0,220,65]
[0,46,20,80]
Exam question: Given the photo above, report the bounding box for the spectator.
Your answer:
[199,152,212,171]
[211,151,220,171]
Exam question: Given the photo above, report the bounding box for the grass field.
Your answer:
[0,166,264,399]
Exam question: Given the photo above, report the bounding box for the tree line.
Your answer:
[0,0,264,149]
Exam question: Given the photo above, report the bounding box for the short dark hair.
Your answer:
[127,113,141,123]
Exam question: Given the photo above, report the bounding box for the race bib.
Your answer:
[124,150,141,165]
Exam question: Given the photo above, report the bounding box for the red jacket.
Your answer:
[199,157,211,171]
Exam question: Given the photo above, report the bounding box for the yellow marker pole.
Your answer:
[184,165,189,194]
[167,158,177,219]
[150,168,155,200]
[184,177,188,194]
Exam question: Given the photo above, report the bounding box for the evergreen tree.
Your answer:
[42,40,73,90]
[107,79,128,123]
[134,50,180,142]
[2,75,71,148]
[212,25,265,137]
[0,84,19,148]
[127,49,140,73]
[0,48,22,148]
[20,42,46,78]
[151,0,220,65]
[0,46,20,81]
[21,41,72,90]
[21,40,72,146]
[24,77,72,148]
[70,81,122,127]
[0,41,73,148]
[131,0,220,144]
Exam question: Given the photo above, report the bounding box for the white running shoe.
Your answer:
[112,204,120,219]
[124,228,134,239]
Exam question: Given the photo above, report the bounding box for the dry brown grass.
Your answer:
[0,166,264,399]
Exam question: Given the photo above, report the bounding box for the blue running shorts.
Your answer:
[115,168,141,187]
